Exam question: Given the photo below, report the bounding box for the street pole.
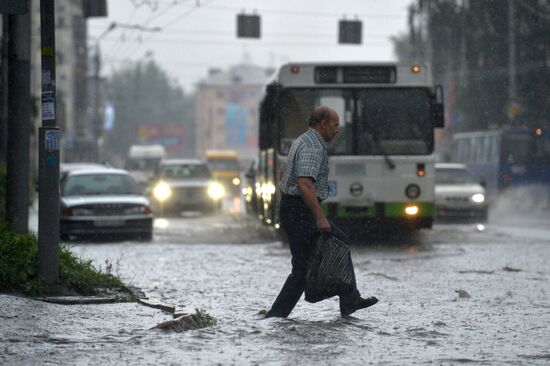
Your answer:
[508,0,517,104]
[38,0,59,284]
[0,16,9,163]
[6,10,31,233]
[93,44,101,162]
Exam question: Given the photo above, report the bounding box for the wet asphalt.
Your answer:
[1,205,549,365]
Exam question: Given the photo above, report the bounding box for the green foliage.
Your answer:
[0,228,38,292]
[396,0,550,132]
[196,308,217,326]
[106,59,196,160]
[0,163,5,221]
[0,227,133,298]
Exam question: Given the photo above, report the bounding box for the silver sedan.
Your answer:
[60,168,154,241]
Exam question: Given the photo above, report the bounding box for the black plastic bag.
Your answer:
[304,233,355,303]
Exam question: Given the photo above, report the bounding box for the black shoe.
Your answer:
[340,296,378,316]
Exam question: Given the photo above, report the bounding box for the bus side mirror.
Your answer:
[434,84,445,128]
[259,83,281,150]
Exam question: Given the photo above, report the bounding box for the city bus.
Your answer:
[451,127,550,200]
[255,62,444,234]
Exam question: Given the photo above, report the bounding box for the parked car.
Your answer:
[60,168,153,241]
[149,159,224,215]
[435,163,488,222]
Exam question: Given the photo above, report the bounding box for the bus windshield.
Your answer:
[207,159,240,171]
[278,88,433,155]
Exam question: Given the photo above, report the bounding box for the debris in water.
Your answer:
[458,270,494,274]
[503,266,522,272]
[455,290,471,299]
[152,308,216,332]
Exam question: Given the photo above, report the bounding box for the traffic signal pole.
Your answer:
[38,0,59,284]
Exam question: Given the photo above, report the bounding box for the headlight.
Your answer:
[153,181,172,202]
[405,205,419,216]
[208,182,225,200]
[262,183,276,195]
[232,177,240,186]
[471,193,485,203]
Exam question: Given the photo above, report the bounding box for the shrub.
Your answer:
[0,226,133,298]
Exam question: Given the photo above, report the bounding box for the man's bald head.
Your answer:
[309,105,336,127]
[308,105,340,142]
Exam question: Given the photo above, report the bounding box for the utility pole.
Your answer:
[93,44,101,162]
[38,0,59,284]
[508,0,517,105]
[6,6,31,233]
[0,17,8,163]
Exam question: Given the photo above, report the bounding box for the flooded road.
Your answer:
[2,210,550,365]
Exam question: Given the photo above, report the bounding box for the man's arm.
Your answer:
[297,177,330,231]
[278,164,285,181]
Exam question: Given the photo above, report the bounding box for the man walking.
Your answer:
[266,105,378,318]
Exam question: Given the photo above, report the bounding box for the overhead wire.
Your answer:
[116,0,215,61]
[99,0,406,78]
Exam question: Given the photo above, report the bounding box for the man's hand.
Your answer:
[316,216,331,232]
[297,177,331,232]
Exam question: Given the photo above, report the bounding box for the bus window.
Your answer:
[533,136,550,163]
[490,135,499,163]
[482,136,491,163]
[501,135,530,164]
[357,88,432,155]
[278,89,351,155]
[462,139,470,163]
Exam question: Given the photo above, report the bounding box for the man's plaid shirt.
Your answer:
[279,128,329,200]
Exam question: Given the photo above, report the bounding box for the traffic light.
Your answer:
[237,13,261,39]
[338,19,362,44]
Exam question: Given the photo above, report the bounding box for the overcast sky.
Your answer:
[88,0,413,92]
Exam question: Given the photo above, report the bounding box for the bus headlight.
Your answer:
[208,182,225,200]
[472,193,485,203]
[232,177,240,186]
[153,181,172,202]
[405,205,419,216]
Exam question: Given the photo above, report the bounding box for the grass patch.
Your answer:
[0,225,136,299]
[196,308,217,326]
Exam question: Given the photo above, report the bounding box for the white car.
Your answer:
[435,163,488,222]
[60,168,154,241]
[149,159,224,215]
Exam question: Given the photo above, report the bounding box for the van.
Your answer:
[126,144,166,188]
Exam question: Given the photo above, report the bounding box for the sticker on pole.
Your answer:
[42,98,55,120]
[41,71,56,120]
[45,130,60,151]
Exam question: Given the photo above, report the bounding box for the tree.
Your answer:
[105,60,195,162]
[394,0,550,132]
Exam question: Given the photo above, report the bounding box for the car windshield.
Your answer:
[207,159,240,171]
[62,174,142,196]
[159,164,211,179]
[126,157,161,171]
[435,168,476,184]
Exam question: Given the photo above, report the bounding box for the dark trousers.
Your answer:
[266,195,360,318]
